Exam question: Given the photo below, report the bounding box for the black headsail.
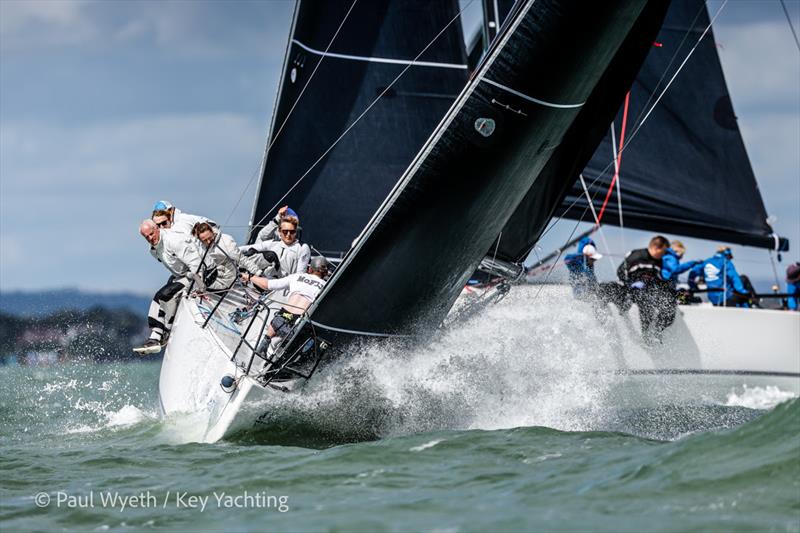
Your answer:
[249,0,468,255]
[298,0,669,341]
[538,0,785,256]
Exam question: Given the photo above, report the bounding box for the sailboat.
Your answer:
[157,0,673,441]
[487,0,799,400]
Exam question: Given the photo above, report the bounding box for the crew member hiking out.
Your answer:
[254,205,300,243]
[135,219,205,355]
[241,257,328,359]
[240,215,310,279]
[192,222,272,290]
[563,236,602,299]
[605,235,675,343]
[151,200,215,235]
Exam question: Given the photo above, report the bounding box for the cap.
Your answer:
[582,244,602,260]
[717,246,733,258]
[787,262,800,284]
[285,207,298,219]
[309,256,328,272]
[153,200,173,212]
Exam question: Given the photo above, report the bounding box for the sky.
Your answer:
[0,0,798,295]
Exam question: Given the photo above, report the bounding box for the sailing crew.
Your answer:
[135,219,205,355]
[151,200,216,235]
[255,205,300,242]
[240,215,310,278]
[660,240,699,286]
[786,262,800,311]
[563,236,602,298]
[610,235,676,342]
[690,246,750,307]
[242,256,329,357]
[192,222,268,290]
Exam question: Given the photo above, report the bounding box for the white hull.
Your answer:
[504,285,800,403]
[158,293,299,443]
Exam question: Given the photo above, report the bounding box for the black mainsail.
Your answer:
[494,0,788,264]
[293,0,670,341]
[249,0,468,255]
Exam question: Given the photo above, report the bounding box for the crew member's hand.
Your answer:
[240,272,251,283]
[242,248,257,257]
[278,205,288,217]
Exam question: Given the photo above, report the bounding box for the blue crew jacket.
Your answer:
[564,237,597,297]
[691,251,747,306]
[788,281,799,310]
[661,248,698,284]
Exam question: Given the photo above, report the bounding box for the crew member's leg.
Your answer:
[136,277,189,353]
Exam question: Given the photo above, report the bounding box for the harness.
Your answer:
[270,308,299,338]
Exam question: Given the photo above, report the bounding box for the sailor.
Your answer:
[690,246,750,307]
[786,262,800,311]
[563,236,602,298]
[192,222,276,290]
[135,219,204,354]
[611,235,675,342]
[240,215,310,279]
[255,205,300,242]
[660,240,699,286]
[242,256,328,357]
[151,200,216,235]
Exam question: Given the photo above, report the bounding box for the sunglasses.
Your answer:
[280,229,297,235]
[156,219,171,228]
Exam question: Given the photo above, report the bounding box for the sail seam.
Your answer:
[480,77,585,108]
[292,39,469,69]
[308,320,411,338]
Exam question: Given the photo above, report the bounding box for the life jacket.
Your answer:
[617,248,663,285]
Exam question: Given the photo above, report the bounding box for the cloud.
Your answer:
[713,20,800,109]
[0,0,96,51]
[0,113,267,291]
[1,0,291,57]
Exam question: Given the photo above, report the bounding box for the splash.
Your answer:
[246,286,797,444]
[725,385,797,410]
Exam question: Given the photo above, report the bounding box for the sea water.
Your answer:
[1,291,798,531]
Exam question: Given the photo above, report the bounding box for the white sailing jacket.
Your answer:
[171,208,216,235]
[240,239,311,278]
[150,228,203,278]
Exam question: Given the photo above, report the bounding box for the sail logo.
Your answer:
[704,263,721,282]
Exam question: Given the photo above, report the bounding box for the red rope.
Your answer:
[596,91,630,225]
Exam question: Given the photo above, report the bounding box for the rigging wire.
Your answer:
[250,0,477,232]
[610,121,627,261]
[222,0,361,228]
[779,0,800,52]
[578,173,615,278]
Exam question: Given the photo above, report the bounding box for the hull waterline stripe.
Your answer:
[480,77,585,109]
[616,369,800,378]
[309,320,412,338]
[292,39,469,70]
